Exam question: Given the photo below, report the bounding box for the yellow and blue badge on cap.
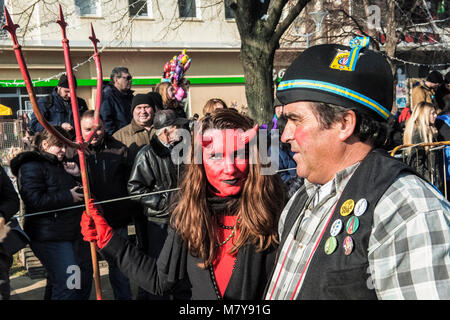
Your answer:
[330,36,370,72]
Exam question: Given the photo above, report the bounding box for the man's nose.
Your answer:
[281,122,294,143]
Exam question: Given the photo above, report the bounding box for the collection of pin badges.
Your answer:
[324,198,368,256]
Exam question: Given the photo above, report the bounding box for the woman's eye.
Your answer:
[210,154,223,160]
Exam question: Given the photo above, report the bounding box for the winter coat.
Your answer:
[29,88,88,134]
[127,134,180,224]
[10,151,83,242]
[100,84,134,135]
[112,119,155,163]
[0,165,20,222]
[411,83,436,109]
[405,129,444,192]
[101,225,277,300]
[436,114,450,180]
[82,135,135,229]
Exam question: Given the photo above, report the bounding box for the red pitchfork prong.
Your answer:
[56,5,103,300]
[1,7,79,149]
[84,23,103,144]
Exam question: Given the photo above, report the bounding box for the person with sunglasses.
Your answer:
[100,66,135,135]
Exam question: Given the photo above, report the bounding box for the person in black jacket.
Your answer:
[78,110,134,300]
[127,109,188,299]
[0,165,20,300]
[100,67,134,135]
[29,74,88,137]
[81,109,287,300]
[10,127,92,300]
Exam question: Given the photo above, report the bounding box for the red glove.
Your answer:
[80,199,113,249]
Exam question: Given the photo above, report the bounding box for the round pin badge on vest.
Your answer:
[354,198,368,217]
[340,199,355,217]
[324,236,338,255]
[345,216,360,235]
[343,236,354,255]
[330,219,343,237]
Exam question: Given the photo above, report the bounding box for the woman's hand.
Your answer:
[70,186,84,203]
[64,161,81,176]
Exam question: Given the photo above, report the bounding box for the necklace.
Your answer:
[216,217,240,247]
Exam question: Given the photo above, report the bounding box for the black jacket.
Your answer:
[100,84,134,135]
[29,88,88,135]
[10,151,83,242]
[0,165,19,222]
[127,134,180,224]
[83,135,135,229]
[101,226,277,300]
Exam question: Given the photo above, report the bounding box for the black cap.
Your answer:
[58,74,77,89]
[153,109,189,130]
[131,94,155,112]
[445,71,450,84]
[426,71,444,84]
[276,43,393,121]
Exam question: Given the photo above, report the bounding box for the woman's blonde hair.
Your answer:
[155,82,178,109]
[403,101,437,151]
[202,98,228,116]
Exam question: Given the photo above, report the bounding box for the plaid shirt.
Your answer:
[266,163,450,300]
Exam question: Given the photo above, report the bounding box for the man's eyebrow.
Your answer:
[283,112,302,120]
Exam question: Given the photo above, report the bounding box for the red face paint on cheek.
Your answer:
[294,125,308,145]
[202,129,250,197]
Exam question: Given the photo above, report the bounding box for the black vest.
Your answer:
[274,149,416,300]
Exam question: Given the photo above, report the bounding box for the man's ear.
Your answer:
[337,110,357,141]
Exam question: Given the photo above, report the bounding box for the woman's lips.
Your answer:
[222,179,239,185]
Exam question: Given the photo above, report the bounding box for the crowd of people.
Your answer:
[0,41,449,301]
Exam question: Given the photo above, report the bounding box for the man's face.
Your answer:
[165,125,182,145]
[114,72,132,92]
[281,101,342,185]
[57,87,71,101]
[202,129,249,197]
[133,104,154,127]
[81,117,105,146]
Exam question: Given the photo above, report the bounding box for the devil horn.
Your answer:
[241,124,259,144]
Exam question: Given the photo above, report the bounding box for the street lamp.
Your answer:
[294,10,329,48]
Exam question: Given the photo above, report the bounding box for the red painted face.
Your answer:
[202,129,250,197]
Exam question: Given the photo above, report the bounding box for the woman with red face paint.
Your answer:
[81,108,286,299]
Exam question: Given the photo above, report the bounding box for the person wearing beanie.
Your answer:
[411,70,443,110]
[28,74,88,135]
[113,93,160,163]
[436,71,450,112]
[264,38,450,300]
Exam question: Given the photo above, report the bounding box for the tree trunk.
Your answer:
[240,40,276,124]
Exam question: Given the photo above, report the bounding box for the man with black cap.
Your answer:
[113,93,160,163]
[29,74,88,135]
[127,109,188,300]
[264,37,450,300]
[411,70,443,110]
